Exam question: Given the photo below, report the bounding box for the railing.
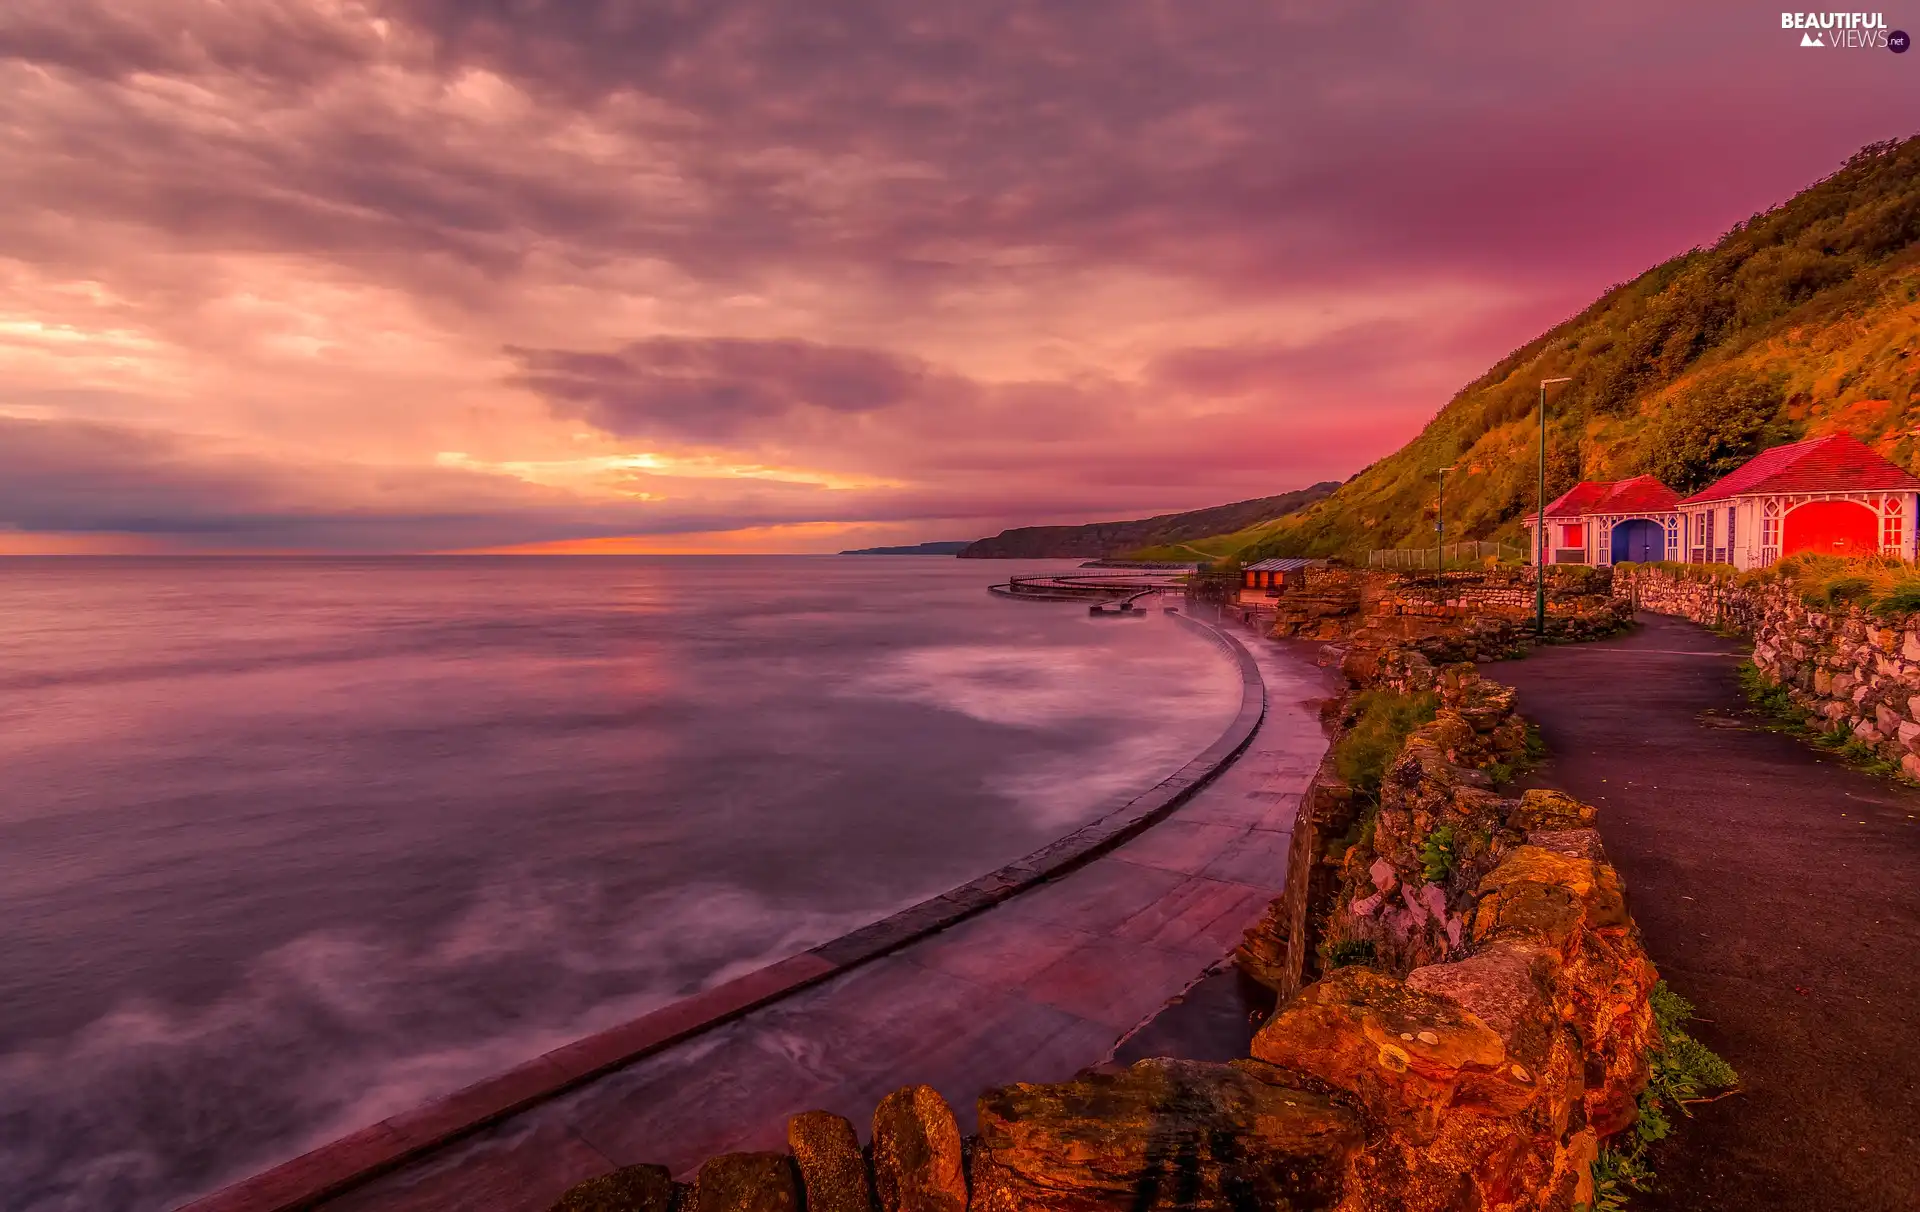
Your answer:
[1369,541,1518,569]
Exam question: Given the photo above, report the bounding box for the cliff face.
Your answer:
[958,482,1337,559]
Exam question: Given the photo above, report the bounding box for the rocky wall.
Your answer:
[1268,569,1630,659]
[1615,565,1920,779]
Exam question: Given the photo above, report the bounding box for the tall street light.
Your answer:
[1436,465,1456,570]
[1536,377,1572,635]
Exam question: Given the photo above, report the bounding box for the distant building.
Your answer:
[1240,557,1325,602]
[1675,433,1920,569]
[1522,475,1681,566]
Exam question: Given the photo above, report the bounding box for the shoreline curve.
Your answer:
[179,612,1267,1212]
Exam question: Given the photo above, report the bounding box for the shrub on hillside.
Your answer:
[1635,370,1794,495]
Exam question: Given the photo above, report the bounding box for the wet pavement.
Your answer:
[1493,613,1920,1212]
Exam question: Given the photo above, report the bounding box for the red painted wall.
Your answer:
[1782,500,1878,557]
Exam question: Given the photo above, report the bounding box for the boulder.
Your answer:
[691,1153,800,1212]
[1250,966,1510,1138]
[871,1085,967,1212]
[1523,828,1605,862]
[1570,947,1658,1135]
[552,1163,680,1212]
[788,1110,875,1212]
[1472,846,1627,945]
[1506,789,1597,832]
[970,1057,1361,1211]
[1876,703,1903,736]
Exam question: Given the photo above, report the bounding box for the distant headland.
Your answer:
[836,540,976,555]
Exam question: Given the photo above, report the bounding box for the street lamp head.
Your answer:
[1541,376,1572,386]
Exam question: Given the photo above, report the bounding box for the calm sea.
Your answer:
[0,556,1240,1211]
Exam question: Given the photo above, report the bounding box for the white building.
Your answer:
[1675,433,1920,569]
[1522,475,1681,566]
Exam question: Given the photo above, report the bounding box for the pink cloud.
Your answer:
[0,1,1911,549]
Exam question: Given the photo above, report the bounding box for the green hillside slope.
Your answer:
[1223,136,1920,565]
[960,482,1338,559]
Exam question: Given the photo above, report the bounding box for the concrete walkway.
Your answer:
[1493,614,1920,1212]
[301,636,1334,1212]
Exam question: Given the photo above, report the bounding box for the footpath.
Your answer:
[1493,613,1920,1212]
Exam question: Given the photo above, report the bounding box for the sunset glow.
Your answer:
[1,2,1911,552]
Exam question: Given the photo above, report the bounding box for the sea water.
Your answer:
[0,556,1239,1211]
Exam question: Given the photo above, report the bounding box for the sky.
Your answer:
[1,2,1914,554]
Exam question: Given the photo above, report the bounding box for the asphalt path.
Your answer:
[1493,614,1920,1212]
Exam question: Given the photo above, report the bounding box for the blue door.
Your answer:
[1611,518,1663,563]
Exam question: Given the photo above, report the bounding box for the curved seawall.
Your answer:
[183,614,1326,1212]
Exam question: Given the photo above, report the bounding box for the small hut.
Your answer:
[1241,557,1325,600]
[1677,433,1920,569]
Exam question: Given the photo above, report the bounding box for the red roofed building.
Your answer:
[1523,475,1681,566]
[1676,433,1920,568]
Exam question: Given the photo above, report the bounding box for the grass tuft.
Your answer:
[1330,690,1439,802]
[1586,981,1739,1210]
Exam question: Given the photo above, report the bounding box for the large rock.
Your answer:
[788,1110,876,1212]
[1469,850,1654,1137]
[1251,966,1513,1138]
[691,1153,800,1212]
[1405,944,1553,1059]
[871,1085,967,1212]
[1256,959,1612,1211]
[1471,846,1627,946]
[1523,829,1605,862]
[970,1057,1361,1211]
[1507,789,1596,832]
[551,1163,680,1212]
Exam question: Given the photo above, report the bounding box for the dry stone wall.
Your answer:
[1268,568,1630,659]
[1615,565,1920,778]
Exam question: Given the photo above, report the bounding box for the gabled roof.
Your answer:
[1679,433,1920,505]
[1538,481,1613,519]
[1590,474,1681,515]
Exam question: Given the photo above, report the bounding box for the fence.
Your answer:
[1367,542,1519,570]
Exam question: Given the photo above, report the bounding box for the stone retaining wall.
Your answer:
[1615,565,1920,778]
[1268,568,1630,659]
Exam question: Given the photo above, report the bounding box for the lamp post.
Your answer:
[1536,377,1572,635]
[1436,465,1455,570]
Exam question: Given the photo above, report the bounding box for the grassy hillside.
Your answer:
[960,481,1337,559]
[1215,136,1920,566]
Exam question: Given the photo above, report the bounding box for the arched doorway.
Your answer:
[1610,518,1664,563]
[1782,500,1879,557]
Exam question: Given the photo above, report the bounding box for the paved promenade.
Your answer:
[1494,615,1920,1212]
[226,630,1334,1212]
